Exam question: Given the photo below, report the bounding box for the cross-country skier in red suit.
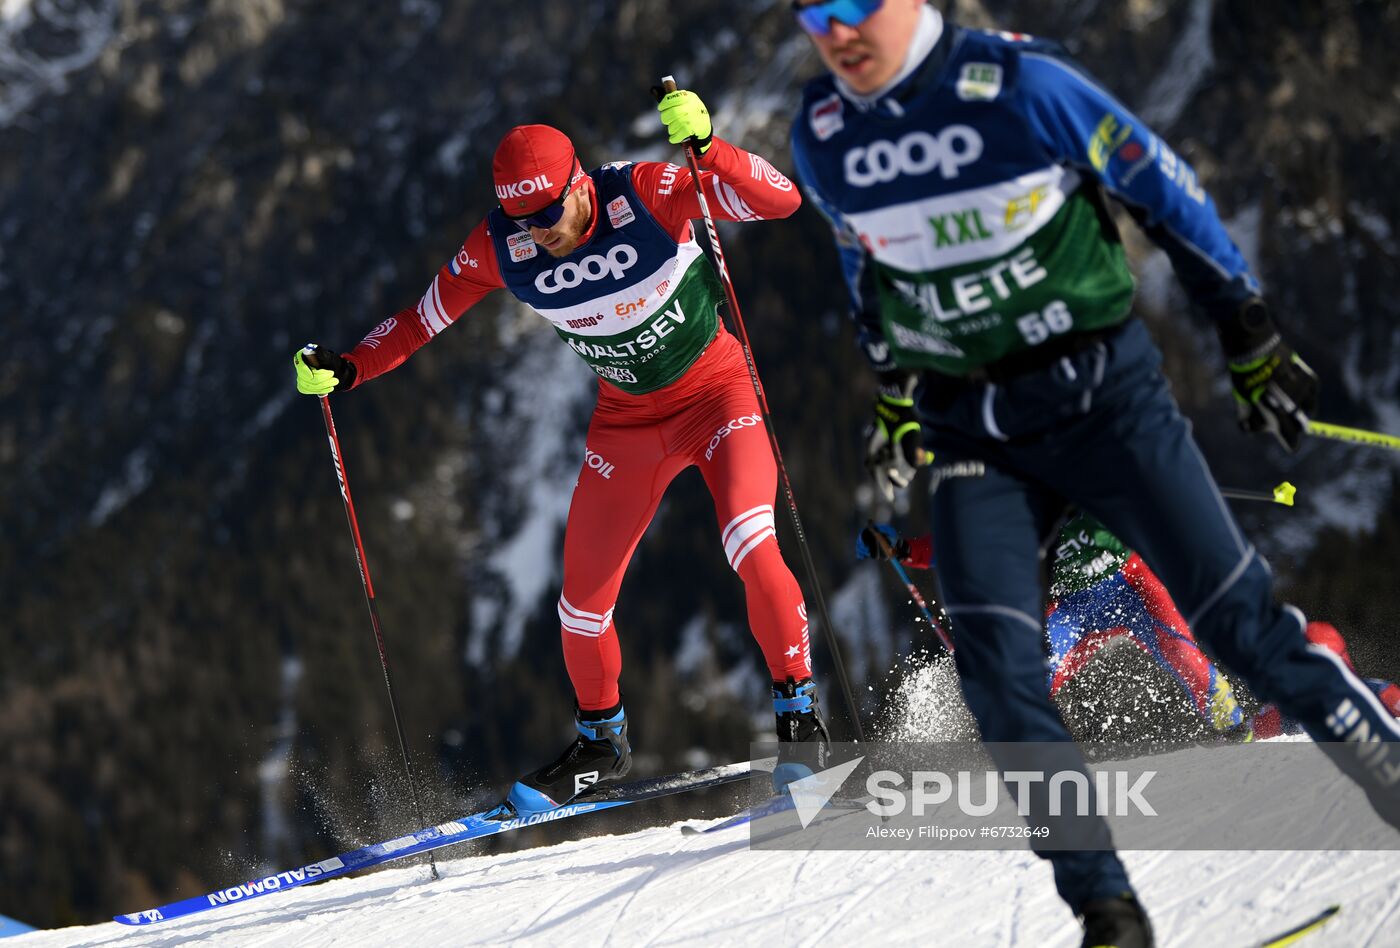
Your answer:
[293,90,829,814]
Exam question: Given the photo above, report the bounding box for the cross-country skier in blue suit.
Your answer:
[787,2,1400,946]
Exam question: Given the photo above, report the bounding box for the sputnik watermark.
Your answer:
[867,768,1157,818]
[750,741,1400,852]
[778,755,1155,824]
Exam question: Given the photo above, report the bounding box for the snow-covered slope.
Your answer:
[17,771,1400,947]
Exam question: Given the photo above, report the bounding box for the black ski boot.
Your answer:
[1080,894,1154,948]
[772,677,831,792]
[504,703,631,815]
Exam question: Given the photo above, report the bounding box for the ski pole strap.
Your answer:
[1307,421,1400,452]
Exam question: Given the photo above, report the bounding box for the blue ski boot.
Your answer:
[772,677,831,793]
[505,703,631,816]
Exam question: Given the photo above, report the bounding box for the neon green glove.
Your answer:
[865,374,928,503]
[1218,300,1318,452]
[656,89,713,154]
[294,344,355,396]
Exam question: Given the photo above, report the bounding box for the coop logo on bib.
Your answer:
[843,127,983,187]
[535,245,639,294]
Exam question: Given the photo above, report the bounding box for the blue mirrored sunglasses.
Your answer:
[506,160,579,231]
[792,0,884,36]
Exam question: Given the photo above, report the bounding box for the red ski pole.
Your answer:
[313,388,439,880]
[865,522,955,653]
[656,76,865,741]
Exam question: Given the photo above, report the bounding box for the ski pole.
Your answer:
[656,75,865,742]
[1219,482,1296,507]
[311,385,439,881]
[865,521,955,653]
[1307,421,1400,452]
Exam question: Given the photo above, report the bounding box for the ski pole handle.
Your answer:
[655,76,704,159]
[651,76,678,108]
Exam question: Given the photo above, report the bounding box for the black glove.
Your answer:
[856,523,911,562]
[865,372,926,502]
[294,344,356,395]
[1218,300,1318,452]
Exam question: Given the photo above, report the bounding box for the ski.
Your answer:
[681,792,868,836]
[681,792,796,836]
[115,761,752,926]
[1256,904,1340,947]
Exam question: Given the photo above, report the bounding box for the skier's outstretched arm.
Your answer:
[294,221,504,395]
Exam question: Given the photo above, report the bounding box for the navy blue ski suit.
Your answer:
[792,14,1400,911]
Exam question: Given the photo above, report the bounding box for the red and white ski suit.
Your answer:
[343,139,811,710]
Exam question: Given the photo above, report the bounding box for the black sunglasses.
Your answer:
[505,159,580,231]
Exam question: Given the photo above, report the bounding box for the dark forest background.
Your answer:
[2,0,1398,928]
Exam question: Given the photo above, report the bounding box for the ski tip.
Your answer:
[680,824,703,837]
[1258,904,1340,947]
